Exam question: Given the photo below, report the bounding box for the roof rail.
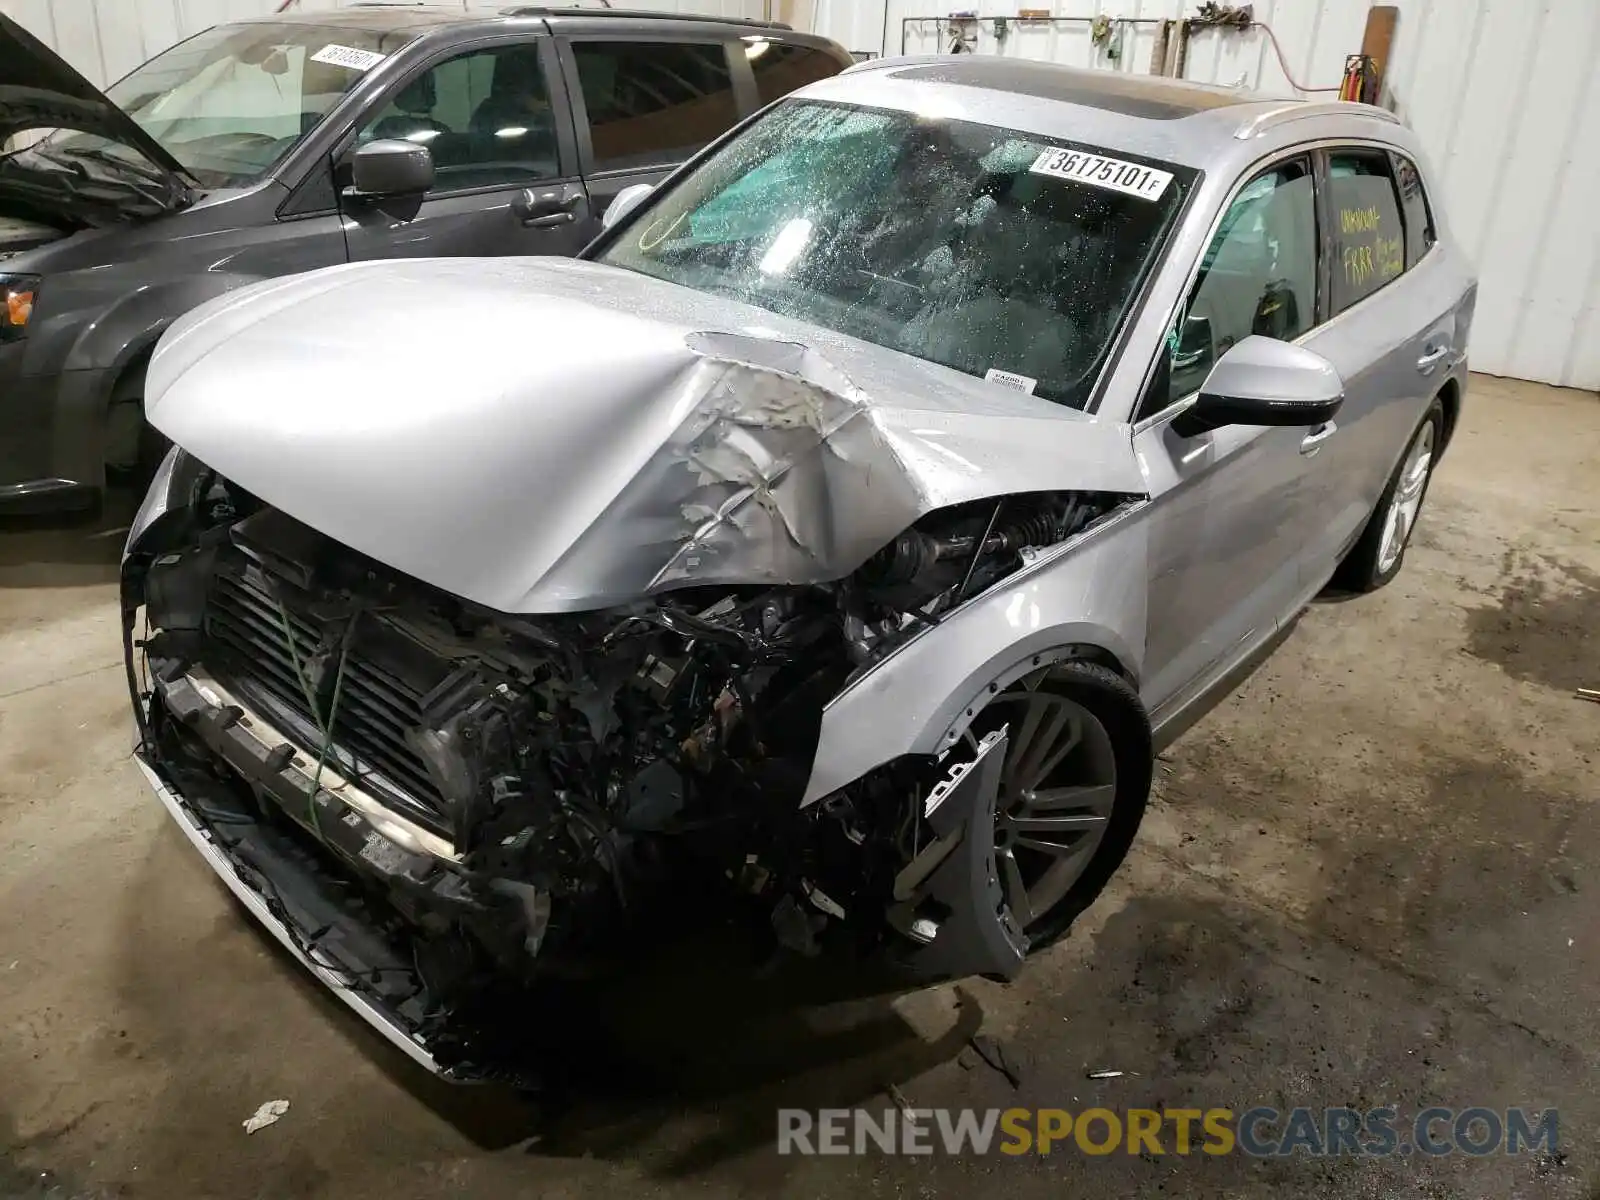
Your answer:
[1235,99,1401,139]
[500,5,791,29]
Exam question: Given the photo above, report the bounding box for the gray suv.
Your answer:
[0,5,849,512]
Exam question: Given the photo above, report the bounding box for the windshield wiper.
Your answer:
[33,143,174,187]
[20,144,178,209]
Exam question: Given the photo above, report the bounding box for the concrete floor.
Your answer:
[1,374,1596,1199]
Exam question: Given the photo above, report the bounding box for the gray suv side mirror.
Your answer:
[1173,335,1344,437]
[346,139,435,200]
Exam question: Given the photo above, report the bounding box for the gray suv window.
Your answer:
[750,42,842,107]
[1161,158,1318,409]
[573,41,738,173]
[357,44,559,192]
[1328,149,1406,313]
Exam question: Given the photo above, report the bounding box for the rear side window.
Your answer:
[572,41,738,173]
[1327,150,1406,312]
[1390,152,1437,267]
[749,41,844,106]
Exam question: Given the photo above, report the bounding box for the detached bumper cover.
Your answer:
[134,751,446,1076]
[131,662,507,1081]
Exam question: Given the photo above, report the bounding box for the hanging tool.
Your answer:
[1339,53,1377,102]
[947,10,978,53]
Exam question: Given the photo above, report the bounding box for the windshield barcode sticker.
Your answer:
[985,368,1038,394]
[1030,148,1173,200]
[310,44,387,72]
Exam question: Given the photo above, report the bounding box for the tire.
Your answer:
[1332,398,1444,593]
[104,366,168,496]
[960,659,1153,954]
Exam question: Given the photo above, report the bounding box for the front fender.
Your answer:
[64,273,266,375]
[801,502,1149,805]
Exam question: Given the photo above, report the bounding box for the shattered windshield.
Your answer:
[44,23,415,187]
[599,100,1195,409]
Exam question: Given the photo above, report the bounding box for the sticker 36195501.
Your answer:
[1030,148,1173,201]
[310,44,388,72]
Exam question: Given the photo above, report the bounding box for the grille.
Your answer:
[203,568,451,836]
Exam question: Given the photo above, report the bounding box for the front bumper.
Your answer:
[135,751,445,1075]
[132,662,524,1082]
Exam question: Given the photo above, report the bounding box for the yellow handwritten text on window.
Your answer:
[1339,206,1382,235]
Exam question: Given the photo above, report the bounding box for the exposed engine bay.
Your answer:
[0,215,66,256]
[124,456,1126,1079]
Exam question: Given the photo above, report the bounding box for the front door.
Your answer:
[556,37,745,243]
[1135,155,1325,715]
[340,37,591,262]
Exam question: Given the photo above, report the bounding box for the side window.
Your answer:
[749,41,844,107]
[355,44,558,192]
[1157,158,1318,411]
[572,41,738,173]
[1327,150,1406,312]
[1390,151,1437,268]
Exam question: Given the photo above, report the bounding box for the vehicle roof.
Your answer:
[250,3,795,36]
[242,6,486,33]
[813,55,1409,170]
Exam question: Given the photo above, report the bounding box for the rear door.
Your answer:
[340,34,591,262]
[555,36,746,243]
[1293,146,1458,587]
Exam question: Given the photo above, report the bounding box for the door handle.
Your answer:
[1417,344,1451,374]
[525,209,576,229]
[513,189,579,228]
[1299,421,1337,456]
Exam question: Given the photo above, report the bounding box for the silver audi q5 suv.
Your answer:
[122,55,1474,1078]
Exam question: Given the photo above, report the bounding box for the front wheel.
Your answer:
[960,659,1153,952]
[1332,399,1444,593]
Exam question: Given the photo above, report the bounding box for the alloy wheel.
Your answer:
[967,670,1119,932]
[1376,421,1436,574]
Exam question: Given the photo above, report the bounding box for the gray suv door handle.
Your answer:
[1299,421,1337,456]
[1417,345,1450,374]
[514,189,579,228]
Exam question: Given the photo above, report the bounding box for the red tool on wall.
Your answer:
[1339,53,1377,103]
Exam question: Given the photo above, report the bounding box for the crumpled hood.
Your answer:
[145,257,1143,614]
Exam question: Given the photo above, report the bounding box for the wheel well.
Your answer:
[935,643,1141,754]
[1069,643,1137,686]
[102,343,159,474]
[1436,376,1461,453]
[110,343,156,405]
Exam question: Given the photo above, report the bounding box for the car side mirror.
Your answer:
[1171,335,1344,437]
[603,183,654,230]
[345,139,434,200]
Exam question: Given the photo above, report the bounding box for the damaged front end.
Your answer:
[123,451,1126,1079]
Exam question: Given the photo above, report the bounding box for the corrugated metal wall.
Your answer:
[814,0,1600,391]
[7,0,1597,388]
